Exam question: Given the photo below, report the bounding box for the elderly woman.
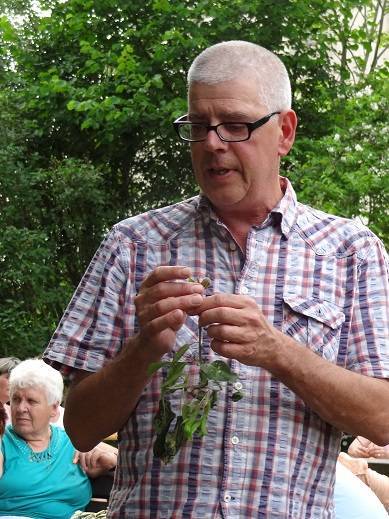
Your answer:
[0,359,117,519]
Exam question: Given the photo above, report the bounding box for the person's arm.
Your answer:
[64,266,205,452]
[198,292,389,445]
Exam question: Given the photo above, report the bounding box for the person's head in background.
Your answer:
[0,357,21,404]
[9,359,63,438]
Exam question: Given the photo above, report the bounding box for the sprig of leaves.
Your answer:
[147,277,244,464]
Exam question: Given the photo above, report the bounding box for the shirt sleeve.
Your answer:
[43,226,134,377]
[345,236,389,376]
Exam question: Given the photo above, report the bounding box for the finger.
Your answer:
[199,306,247,328]
[198,293,255,312]
[206,323,258,344]
[77,452,88,472]
[210,339,256,363]
[138,293,203,326]
[140,266,193,289]
[137,280,204,305]
[140,309,188,338]
[73,450,80,464]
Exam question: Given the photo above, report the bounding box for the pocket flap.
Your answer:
[283,294,345,330]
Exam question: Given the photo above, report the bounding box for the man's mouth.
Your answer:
[208,168,231,176]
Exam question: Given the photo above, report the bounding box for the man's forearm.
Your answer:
[64,336,157,451]
[269,332,389,445]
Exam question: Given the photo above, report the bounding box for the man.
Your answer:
[43,41,389,518]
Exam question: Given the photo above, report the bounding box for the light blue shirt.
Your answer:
[0,425,91,519]
[334,462,388,518]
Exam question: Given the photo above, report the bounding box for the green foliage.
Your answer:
[149,343,242,464]
[0,0,387,358]
[286,68,389,245]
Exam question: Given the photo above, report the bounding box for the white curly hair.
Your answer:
[9,359,63,405]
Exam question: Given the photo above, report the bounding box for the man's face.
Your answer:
[189,77,288,217]
[11,386,57,440]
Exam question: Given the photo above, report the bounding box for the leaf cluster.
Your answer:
[148,344,243,464]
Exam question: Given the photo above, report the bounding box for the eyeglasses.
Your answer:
[173,111,281,142]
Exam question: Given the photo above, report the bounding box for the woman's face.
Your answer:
[10,386,57,440]
[0,373,10,404]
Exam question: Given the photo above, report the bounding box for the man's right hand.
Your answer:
[134,266,204,359]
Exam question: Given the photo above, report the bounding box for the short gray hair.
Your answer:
[9,359,63,405]
[0,357,21,375]
[187,40,291,111]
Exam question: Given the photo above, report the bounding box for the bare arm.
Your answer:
[199,293,389,445]
[64,266,204,451]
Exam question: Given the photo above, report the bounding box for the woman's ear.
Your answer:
[278,110,298,156]
[50,402,60,421]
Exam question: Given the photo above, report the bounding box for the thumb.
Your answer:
[73,450,80,464]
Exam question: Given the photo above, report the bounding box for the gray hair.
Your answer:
[0,357,21,376]
[9,359,63,405]
[187,41,291,111]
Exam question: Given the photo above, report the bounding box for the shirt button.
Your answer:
[241,286,249,295]
[224,493,232,503]
[229,242,237,251]
[231,435,239,445]
[234,382,243,391]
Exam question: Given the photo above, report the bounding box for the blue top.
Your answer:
[0,425,92,518]
[334,462,388,519]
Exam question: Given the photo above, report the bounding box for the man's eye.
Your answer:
[223,123,245,132]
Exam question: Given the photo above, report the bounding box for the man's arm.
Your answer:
[199,293,389,445]
[64,266,204,452]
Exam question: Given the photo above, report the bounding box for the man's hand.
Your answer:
[134,266,204,359]
[198,293,282,368]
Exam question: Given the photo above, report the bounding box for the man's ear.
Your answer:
[278,110,297,156]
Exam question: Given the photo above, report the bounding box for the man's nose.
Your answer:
[203,128,228,151]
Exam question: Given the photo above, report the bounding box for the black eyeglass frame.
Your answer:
[173,111,281,142]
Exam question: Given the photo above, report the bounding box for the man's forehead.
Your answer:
[188,77,266,113]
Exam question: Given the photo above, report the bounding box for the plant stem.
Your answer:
[198,324,203,364]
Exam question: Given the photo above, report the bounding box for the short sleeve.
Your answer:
[345,237,389,376]
[43,227,134,376]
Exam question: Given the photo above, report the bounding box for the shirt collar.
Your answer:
[270,177,298,238]
[197,176,298,239]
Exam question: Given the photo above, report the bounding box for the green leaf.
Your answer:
[153,396,175,435]
[200,360,238,383]
[172,343,190,363]
[147,361,170,376]
[161,361,186,391]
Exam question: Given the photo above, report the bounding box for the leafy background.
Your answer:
[0,0,387,358]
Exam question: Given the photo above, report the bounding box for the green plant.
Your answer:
[147,278,244,464]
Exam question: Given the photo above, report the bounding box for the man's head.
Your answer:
[182,41,297,221]
[187,41,291,113]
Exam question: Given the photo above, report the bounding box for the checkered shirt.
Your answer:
[44,178,389,518]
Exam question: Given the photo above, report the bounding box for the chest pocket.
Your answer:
[282,294,345,362]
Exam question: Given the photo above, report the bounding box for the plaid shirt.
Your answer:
[44,178,389,518]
